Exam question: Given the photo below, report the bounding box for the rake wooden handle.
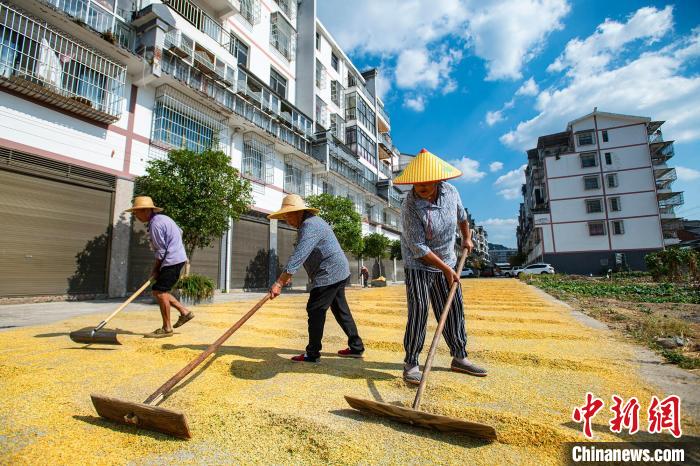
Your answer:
[143,294,271,405]
[94,278,154,332]
[412,252,468,410]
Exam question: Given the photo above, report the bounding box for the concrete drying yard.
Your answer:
[0,279,697,464]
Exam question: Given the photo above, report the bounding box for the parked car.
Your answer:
[518,263,555,275]
[502,266,521,277]
[460,268,475,278]
[496,263,513,277]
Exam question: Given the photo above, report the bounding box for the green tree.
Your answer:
[135,148,252,272]
[306,193,363,256]
[364,232,391,277]
[389,239,402,261]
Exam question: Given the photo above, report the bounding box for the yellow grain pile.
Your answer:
[0,279,695,465]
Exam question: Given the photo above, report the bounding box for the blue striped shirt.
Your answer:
[401,182,468,272]
[284,215,350,288]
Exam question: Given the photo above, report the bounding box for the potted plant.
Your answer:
[101,31,116,44]
[174,273,215,306]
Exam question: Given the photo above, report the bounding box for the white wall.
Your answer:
[552,222,609,252]
[0,92,125,173]
[545,151,600,178]
[599,145,652,172]
[609,216,663,249]
[607,192,660,219]
[598,123,646,150]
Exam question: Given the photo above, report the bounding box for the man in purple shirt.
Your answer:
[126,196,194,338]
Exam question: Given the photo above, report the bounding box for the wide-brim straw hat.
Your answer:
[267,194,319,220]
[125,196,163,213]
[393,148,462,185]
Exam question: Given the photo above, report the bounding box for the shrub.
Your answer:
[645,248,699,282]
[175,274,215,303]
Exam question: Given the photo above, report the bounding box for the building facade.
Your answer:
[517,110,683,274]
[488,246,517,264]
[0,0,404,298]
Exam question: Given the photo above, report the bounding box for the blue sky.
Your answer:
[318,0,700,247]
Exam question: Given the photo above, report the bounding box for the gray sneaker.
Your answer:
[451,358,488,377]
[403,365,422,385]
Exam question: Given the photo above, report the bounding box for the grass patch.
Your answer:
[661,350,700,369]
[525,274,700,304]
[626,316,692,345]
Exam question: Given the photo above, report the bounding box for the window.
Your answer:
[229,32,249,67]
[242,133,274,184]
[583,175,600,190]
[270,67,287,98]
[330,80,342,106]
[315,59,326,89]
[585,198,603,213]
[315,96,328,127]
[322,179,334,195]
[347,72,357,87]
[344,92,375,134]
[346,125,377,166]
[602,130,609,142]
[284,162,307,196]
[270,12,295,60]
[152,87,222,153]
[315,32,320,50]
[605,152,612,165]
[273,0,294,19]
[588,221,606,236]
[330,113,345,142]
[609,197,621,212]
[611,220,624,235]
[240,0,260,25]
[577,131,595,146]
[607,173,618,188]
[331,52,339,72]
[580,152,597,168]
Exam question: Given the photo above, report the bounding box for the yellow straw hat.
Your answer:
[125,196,163,213]
[393,148,462,185]
[267,194,319,220]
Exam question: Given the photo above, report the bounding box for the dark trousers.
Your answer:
[403,268,467,365]
[306,278,364,359]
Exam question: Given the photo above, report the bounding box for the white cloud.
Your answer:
[375,68,392,101]
[395,47,463,91]
[404,95,426,112]
[489,161,504,172]
[548,6,673,78]
[501,9,700,151]
[485,110,505,126]
[450,157,487,183]
[480,217,518,247]
[493,164,526,200]
[676,166,700,182]
[516,77,539,96]
[465,0,570,80]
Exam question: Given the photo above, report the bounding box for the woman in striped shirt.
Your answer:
[394,149,488,385]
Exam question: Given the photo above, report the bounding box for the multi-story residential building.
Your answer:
[488,245,517,264]
[517,110,683,274]
[0,0,404,299]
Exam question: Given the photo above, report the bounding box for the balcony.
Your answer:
[193,46,216,76]
[324,137,377,193]
[0,2,127,123]
[239,0,261,25]
[377,102,390,131]
[650,140,675,164]
[41,0,135,49]
[273,0,296,23]
[160,53,312,154]
[659,206,677,219]
[649,130,663,144]
[378,131,393,154]
[655,168,677,190]
[378,161,392,179]
[657,191,684,208]
[162,0,227,45]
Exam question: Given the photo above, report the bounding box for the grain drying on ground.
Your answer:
[0,279,696,464]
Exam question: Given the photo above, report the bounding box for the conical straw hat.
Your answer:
[267,194,319,220]
[125,196,163,212]
[393,149,462,185]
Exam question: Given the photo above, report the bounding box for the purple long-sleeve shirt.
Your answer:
[148,213,188,268]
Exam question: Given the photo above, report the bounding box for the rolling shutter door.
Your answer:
[0,167,112,297]
[230,216,269,289]
[277,225,309,287]
[190,239,220,284]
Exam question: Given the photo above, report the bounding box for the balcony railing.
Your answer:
[42,0,135,49]
[650,140,675,164]
[378,161,392,178]
[377,103,390,126]
[161,53,312,154]
[162,0,227,45]
[273,0,296,23]
[0,2,126,123]
[657,191,684,208]
[649,131,663,144]
[327,138,376,193]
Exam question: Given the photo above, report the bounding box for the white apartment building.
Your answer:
[0,0,404,299]
[517,110,683,274]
